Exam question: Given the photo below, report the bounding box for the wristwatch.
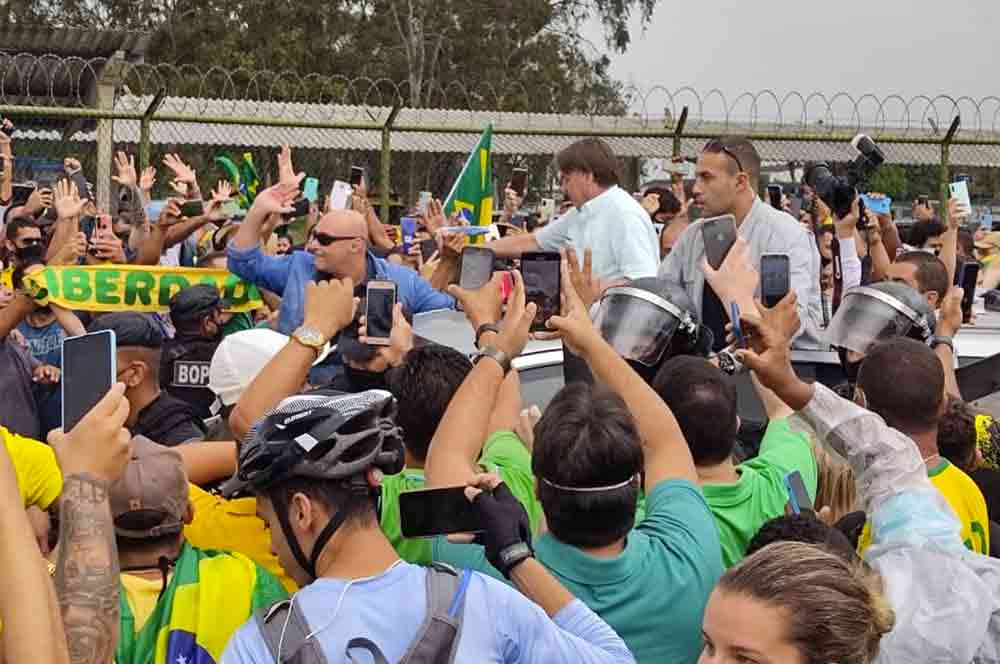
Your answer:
[929,335,955,354]
[716,349,743,376]
[291,325,328,353]
[474,345,512,375]
[474,322,501,349]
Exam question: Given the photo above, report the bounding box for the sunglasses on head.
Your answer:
[703,139,745,174]
[310,231,361,247]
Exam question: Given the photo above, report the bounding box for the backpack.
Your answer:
[255,564,471,664]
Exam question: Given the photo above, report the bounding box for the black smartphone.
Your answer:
[180,200,205,217]
[284,197,310,219]
[61,330,116,431]
[399,487,483,538]
[419,238,439,261]
[459,246,495,291]
[11,184,34,208]
[960,262,980,324]
[761,254,791,308]
[767,184,782,209]
[701,214,738,270]
[522,251,561,332]
[350,166,365,188]
[784,470,814,516]
[68,170,92,201]
[365,280,397,346]
[510,168,528,197]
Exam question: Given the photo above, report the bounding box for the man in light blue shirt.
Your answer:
[486,138,660,283]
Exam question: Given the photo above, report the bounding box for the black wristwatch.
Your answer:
[498,542,533,576]
[929,335,954,354]
[474,345,512,375]
[474,322,501,349]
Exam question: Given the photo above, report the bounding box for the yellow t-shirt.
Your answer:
[121,572,170,634]
[859,459,990,555]
[183,485,296,592]
[1,425,62,510]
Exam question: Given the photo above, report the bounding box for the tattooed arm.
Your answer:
[0,439,69,664]
[48,384,133,664]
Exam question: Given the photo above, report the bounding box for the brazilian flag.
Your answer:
[444,125,494,231]
[115,543,287,664]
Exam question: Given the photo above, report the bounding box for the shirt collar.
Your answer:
[578,185,619,216]
[535,531,637,585]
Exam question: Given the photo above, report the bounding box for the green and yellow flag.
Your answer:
[444,125,494,228]
[115,543,287,664]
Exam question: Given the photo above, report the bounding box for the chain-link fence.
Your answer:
[4,52,1000,216]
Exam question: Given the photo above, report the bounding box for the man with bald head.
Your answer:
[227,151,455,338]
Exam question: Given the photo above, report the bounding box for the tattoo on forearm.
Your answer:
[55,474,120,664]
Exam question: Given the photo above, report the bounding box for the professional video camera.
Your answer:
[802,134,885,221]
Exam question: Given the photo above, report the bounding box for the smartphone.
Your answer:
[329,180,352,210]
[61,330,116,432]
[459,246,495,291]
[701,214,738,270]
[540,198,555,219]
[350,166,365,188]
[68,170,92,201]
[285,197,310,219]
[760,254,791,308]
[417,191,432,216]
[960,262,980,324]
[767,184,782,209]
[785,470,814,516]
[950,180,972,217]
[860,194,892,216]
[303,177,319,203]
[730,302,745,348]
[510,168,528,197]
[11,184,34,208]
[401,217,418,253]
[419,238,438,261]
[365,281,397,346]
[399,487,483,538]
[180,200,205,217]
[522,252,561,332]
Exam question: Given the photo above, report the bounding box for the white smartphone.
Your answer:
[329,180,353,210]
[417,191,432,216]
[950,180,972,217]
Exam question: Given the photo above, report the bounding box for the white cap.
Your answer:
[208,328,332,408]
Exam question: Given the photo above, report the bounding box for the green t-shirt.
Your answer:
[380,430,542,566]
[701,417,817,568]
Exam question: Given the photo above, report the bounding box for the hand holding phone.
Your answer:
[522,252,561,332]
[701,214,738,270]
[401,217,418,253]
[303,177,319,203]
[760,254,791,309]
[365,281,397,346]
[399,487,484,538]
[350,166,365,188]
[179,199,205,218]
[459,246,495,291]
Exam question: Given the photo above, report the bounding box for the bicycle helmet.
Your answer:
[223,388,405,578]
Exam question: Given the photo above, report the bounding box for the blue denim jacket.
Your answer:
[226,244,455,335]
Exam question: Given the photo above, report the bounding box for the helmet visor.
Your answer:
[593,287,686,366]
[825,287,922,355]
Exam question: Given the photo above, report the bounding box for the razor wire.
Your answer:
[4,52,1000,139]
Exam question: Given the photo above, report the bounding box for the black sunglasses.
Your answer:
[310,232,361,247]
[18,237,43,248]
[703,139,745,174]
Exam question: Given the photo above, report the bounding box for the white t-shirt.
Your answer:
[535,186,660,282]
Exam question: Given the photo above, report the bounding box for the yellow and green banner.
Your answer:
[23,264,262,313]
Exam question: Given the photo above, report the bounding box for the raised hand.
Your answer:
[163,152,197,185]
[448,272,504,331]
[564,246,597,310]
[111,151,138,188]
[302,277,358,342]
[544,250,603,355]
[422,198,446,234]
[356,302,415,370]
[53,179,86,220]
[139,166,157,194]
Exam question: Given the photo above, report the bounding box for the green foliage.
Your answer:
[867,164,909,200]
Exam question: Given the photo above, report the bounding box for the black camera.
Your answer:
[803,134,885,221]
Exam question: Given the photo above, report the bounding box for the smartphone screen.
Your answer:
[761,254,791,308]
[303,177,319,203]
[960,262,980,323]
[701,214,738,270]
[350,166,365,188]
[399,487,483,538]
[11,184,34,208]
[284,197,309,219]
[459,247,495,291]
[522,252,561,332]
[365,281,397,345]
[62,331,116,431]
[180,200,204,217]
[785,471,814,515]
[510,169,528,197]
[401,217,418,252]
[419,238,438,260]
[417,192,432,216]
[767,184,782,209]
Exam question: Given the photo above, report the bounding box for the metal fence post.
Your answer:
[672,106,689,159]
[380,104,401,222]
[940,116,961,223]
[139,88,167,172]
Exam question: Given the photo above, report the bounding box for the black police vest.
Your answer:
[160,336,220,421]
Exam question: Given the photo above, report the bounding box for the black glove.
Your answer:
[473,482,533,579]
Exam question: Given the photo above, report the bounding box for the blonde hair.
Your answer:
[813,441,857,523]
[718,541,894,664]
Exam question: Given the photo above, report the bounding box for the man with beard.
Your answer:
[162,284,231,420]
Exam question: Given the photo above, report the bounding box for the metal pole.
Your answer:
[380,104,401,222]
[941,116,961,224]
[138,88,166,171]
[672,106,689,159]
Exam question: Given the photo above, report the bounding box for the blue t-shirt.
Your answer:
[434,479,722,664]
[221,562,634,664]
[17,319,65,367]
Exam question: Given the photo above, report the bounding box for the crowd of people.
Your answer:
[2,116,1000,664]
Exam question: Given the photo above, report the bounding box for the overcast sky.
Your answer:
[585,0,998,123]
